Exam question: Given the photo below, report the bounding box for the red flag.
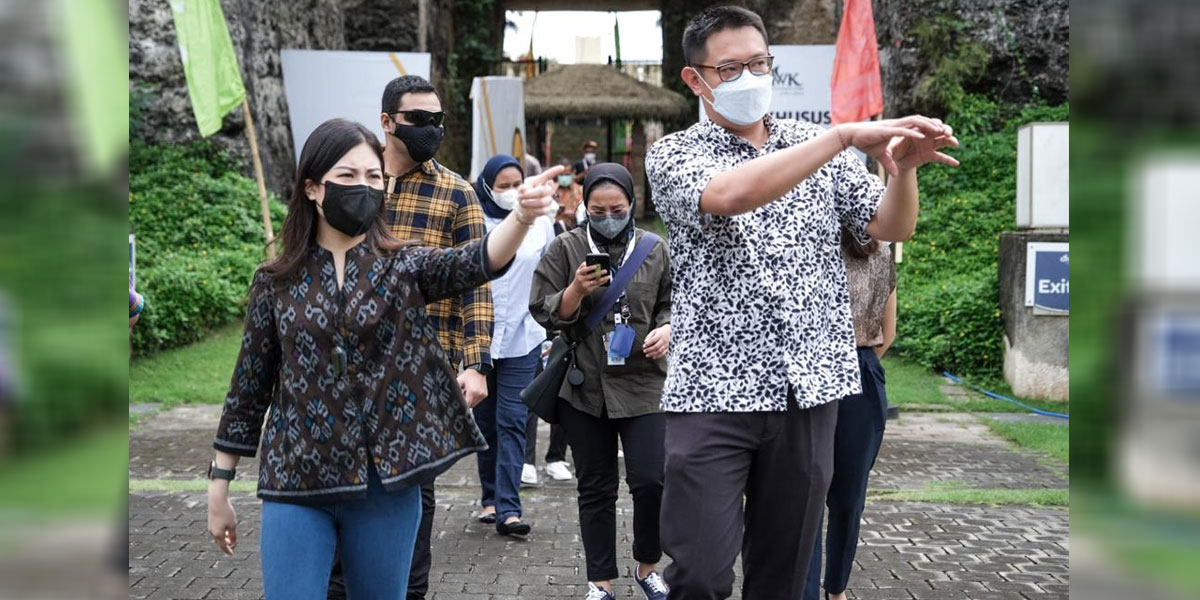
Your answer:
[831,0,884,125]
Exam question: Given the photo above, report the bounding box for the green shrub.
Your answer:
[130,139,286,354]
[132,249,260,353]
[896,271,1003,379]
[1,189,128,450]
[893,97,1068,381]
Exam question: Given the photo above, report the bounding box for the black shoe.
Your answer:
[496,519,531,536]
[477,511,496,524]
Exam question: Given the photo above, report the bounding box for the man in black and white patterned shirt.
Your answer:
[645,6,959,599]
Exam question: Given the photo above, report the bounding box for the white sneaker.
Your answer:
[545,460,573,481]
[585,582,616,600]
[521,463,539,486]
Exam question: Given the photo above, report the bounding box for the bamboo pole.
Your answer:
[241,100,276,259]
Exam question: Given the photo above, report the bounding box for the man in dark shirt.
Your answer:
[573,139,598,184]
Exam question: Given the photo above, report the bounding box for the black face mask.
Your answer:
[321,181,382,237]
[389,120,445,163]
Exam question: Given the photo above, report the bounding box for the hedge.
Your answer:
[129,140,287,354]
[892,95,1069,382]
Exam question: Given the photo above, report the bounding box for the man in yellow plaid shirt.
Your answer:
[325,75,494,600]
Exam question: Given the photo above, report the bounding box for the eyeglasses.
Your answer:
[390,109,445,128]
[694,55,774,83]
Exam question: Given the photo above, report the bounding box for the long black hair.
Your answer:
[262,118,405,282]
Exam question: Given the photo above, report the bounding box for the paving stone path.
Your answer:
[129,406,1068,599]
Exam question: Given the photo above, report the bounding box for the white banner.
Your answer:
[280,50,432,163]
[700,45,836,127]
[469,77,527,182]
[767,44,836,126]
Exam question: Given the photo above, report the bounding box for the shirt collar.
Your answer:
[310,238,370,260]
[385,159,440,195]
[385,159,438,183]
[699,114,784,152]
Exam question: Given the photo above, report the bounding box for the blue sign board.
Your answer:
[1025,242,1069,314]
[1163,324,1200,393]
[1150,312,1200,397]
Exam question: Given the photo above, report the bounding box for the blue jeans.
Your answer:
[261,465,422,599]
[473,346,538,521]
[804,348,888,600]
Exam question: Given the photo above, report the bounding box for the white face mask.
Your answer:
[584,152,597,163]
[694,68,773,127]
[492,188,519,211]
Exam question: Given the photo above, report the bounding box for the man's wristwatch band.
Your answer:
[468,363,493,376]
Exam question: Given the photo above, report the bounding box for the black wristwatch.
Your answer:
[207,461,236,481]
[468,363,493,376]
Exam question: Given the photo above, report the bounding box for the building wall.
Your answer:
[998,231,1070,400]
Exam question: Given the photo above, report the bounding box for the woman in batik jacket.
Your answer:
[203,118,564,599]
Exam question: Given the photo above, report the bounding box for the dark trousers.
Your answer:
[660,395,838,600]
[473,348,537,519]
[804,349,888,600]
[525,410,569,464]
[324,481,434,600]
[406,482,435,599]
[558,401,665,582]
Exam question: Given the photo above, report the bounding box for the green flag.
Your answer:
[59,0,126,175]
[169,0,246,136]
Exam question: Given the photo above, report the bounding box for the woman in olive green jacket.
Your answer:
[529,163,672,600]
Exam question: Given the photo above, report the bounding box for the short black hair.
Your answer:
[381,75,439,113]
[682,5,768,66]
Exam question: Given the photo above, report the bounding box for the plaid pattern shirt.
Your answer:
[385,159,493,370]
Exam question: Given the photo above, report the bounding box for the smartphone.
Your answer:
[585,253,611,283]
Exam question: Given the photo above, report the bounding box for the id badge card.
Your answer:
[606,323,636,366]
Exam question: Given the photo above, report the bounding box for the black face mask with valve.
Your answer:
[321,181,382,237]
[389,120,445,163]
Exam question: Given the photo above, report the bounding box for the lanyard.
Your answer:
[586,227,635,325]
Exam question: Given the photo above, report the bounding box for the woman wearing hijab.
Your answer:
[529,163,673,600]
[470,154,557,536]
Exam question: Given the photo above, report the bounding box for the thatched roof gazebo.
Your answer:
[523,64,689,214]
[524,64,690,122]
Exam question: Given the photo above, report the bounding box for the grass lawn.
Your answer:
[130,323,242,408]
[870,480,1068,507]
[1074,487,1200,596]
[129,478,257,494]
[132,329,1068,418]
[981,417,1069,464]
[0,425,127,516]
[882,354,1070,415]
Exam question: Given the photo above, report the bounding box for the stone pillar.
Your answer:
[998,230,1069,400]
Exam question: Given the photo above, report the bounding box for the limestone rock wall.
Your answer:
[874,0,1070,117]
[660,0,1068,124]
[130,0,348,194]
[131,0,1068,193]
